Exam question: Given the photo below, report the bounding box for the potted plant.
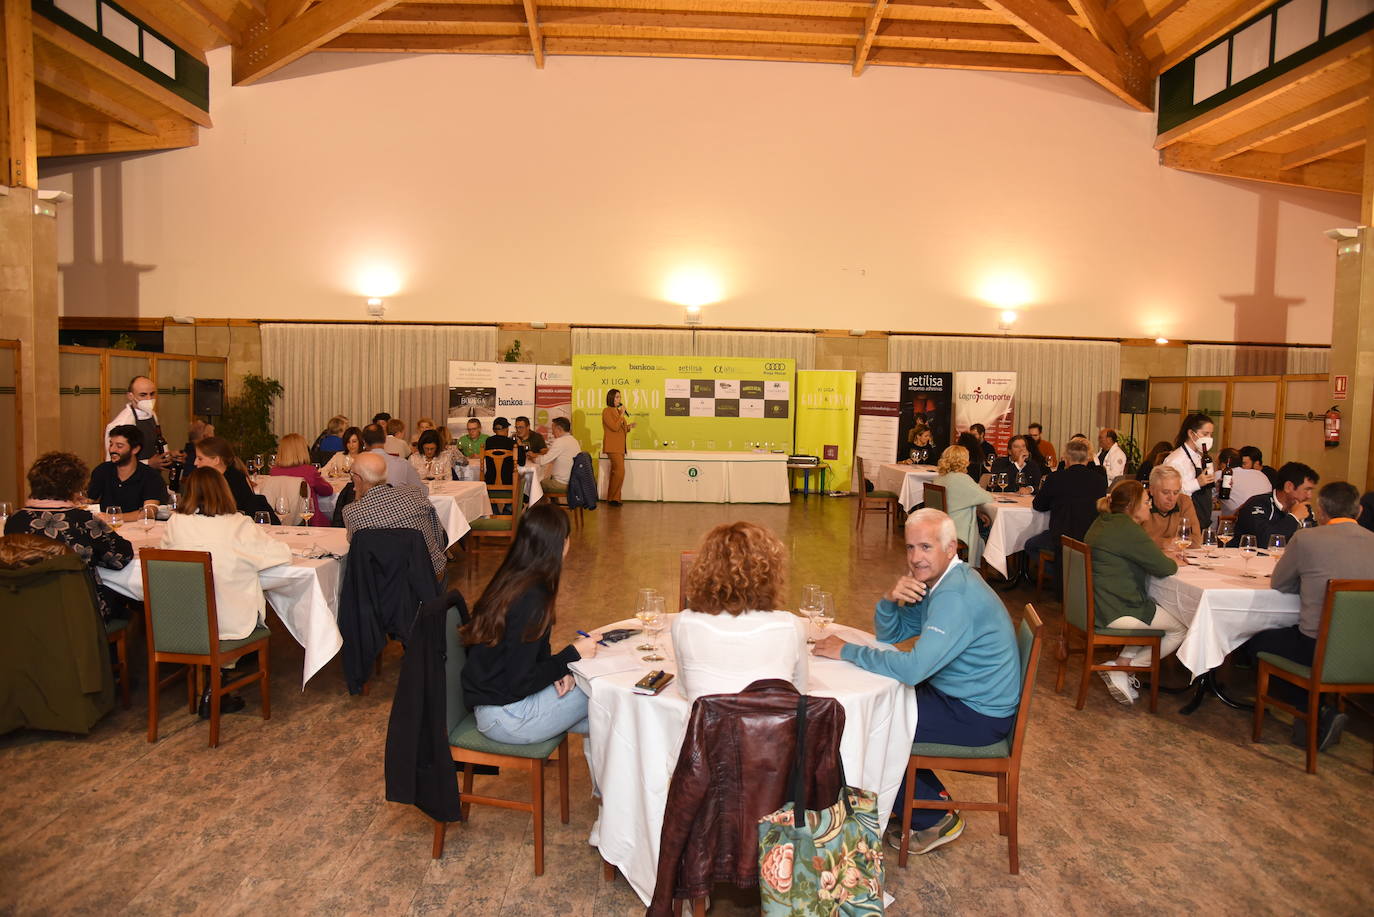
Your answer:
[217,374,284,461]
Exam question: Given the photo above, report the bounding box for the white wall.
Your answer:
[45,48,1359,343]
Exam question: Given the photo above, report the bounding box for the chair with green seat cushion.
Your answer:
[140,548,271,748]
[471,455,525,556]
[897,604,1045,875]
[856,455,901,532]
[1253,579,1374,775]
[1055,537,1164,713]
[431,602,569,874]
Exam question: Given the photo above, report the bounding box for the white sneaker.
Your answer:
[1099,668,1138,705]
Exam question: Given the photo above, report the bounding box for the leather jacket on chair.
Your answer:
[648,679,844,916]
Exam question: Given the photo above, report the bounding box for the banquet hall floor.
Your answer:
[2,496,1372,916]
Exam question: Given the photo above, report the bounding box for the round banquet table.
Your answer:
[568,616,918,907]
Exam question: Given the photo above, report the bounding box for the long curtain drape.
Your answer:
[261,324,496,439]
[1186,344,1329,376]
[887,336,1122,450]
[572,328,815,367]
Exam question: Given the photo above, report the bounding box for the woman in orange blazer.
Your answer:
[601,389,634,505]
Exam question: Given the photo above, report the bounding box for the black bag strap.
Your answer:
[787,694,852,822]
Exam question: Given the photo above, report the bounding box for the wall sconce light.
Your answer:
[1155,337,1170,345]
[998,310,1017,332]
[367,297,385,319]
[684,304,702,325]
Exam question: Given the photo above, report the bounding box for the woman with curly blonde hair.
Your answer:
[671,521,809,702]
[931,444,996,568]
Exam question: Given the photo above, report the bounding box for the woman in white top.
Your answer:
[672,521,808,702]
[409,429,455,481]
[1163,412,1217,528]
[322,426,365,478]
[160,467,291,641]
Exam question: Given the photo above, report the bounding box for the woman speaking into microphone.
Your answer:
[601,389,635,506]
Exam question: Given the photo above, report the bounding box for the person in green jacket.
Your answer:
[930,445,996,568]
[1084,479,1190,705]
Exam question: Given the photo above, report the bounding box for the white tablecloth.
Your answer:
[570,618,917,906]
[981,496,1049,578]
[596,451,790,503]
[304,476,478,547]
[101,522,348,688]
[1148,551,1299,679]
[876,464,938,510]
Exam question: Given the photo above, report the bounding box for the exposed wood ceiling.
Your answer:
[12,0,1373,198]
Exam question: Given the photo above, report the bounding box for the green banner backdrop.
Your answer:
[795,370,857,492]
[572,354,795,455]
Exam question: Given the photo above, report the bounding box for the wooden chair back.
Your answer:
[1313,579,1374,685]
[1007,605,1046,761]
[1059,537,1092,634]
[679,551,697,612]
[923,482,947,513]
[482,449,517,487]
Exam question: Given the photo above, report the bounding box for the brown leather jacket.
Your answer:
[648,679,844,916]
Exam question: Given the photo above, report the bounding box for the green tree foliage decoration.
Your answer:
[217,374,283,461]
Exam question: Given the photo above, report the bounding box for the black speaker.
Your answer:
[1121,378,1149,415]
[193,378,224,417]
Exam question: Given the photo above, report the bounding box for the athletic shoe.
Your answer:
[887,812,964,855]
[1099,668,1137,705]
[1291,708,1349,750]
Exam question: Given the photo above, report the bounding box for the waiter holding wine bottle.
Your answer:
[601,389,635,506]
[1164,412,1216,530]
[105,375,173,471]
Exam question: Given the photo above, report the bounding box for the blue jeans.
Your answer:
[897,685,1016,830]
[474,682,590,745]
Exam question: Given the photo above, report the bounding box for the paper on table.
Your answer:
[569,653,648,680]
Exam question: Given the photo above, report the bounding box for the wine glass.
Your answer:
[1238,534,1259,577]
[104,506,122,529]
[636,588,660,651]
[275,496,289,523]
[995,472,1008,492]
[1174,517,1192,556]
[141,505,157,530]
[342,455,353,474]
[168,491,178,514]
[0,501,10,529]
[1200,526,1217,558]
[299,506,314,527]
[254,511,271,525]
[814,591,835,638]
[1266,534,1285,559]
[1015,470,1028,493]
[799,583,821,645]
[1216,517,1235,551]
[641,598,666,662]
[267,453,277,471]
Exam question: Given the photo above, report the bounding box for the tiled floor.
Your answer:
[3,497,1372,915]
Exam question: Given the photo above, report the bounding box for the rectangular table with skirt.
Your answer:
[875,463,938,511]
[569,617,917,906]
[595,451,790,503]
[101,522,348,688]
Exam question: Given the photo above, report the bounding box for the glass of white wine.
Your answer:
[104,506,122,530]
[641,596,666,662]
[1238,534,1259,578]
[815,591,835,639]
[1174,517,1192,557]
[636,588,660,651]
[299,506,314,527]
[799,583,821,645]
[1216,518,1235,551]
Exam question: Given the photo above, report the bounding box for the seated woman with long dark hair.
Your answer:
[460,505,599,744]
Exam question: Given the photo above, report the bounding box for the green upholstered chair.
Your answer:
[1253,579,1374,774]
[140,548,271,748]
[431,602,569,875]
[856,456,900,532]
[896,605,1045,875]
[469,451,525,553]
[1055,537,1163,713]
[920,482,969,561]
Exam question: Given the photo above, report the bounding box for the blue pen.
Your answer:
[577,630,607,646]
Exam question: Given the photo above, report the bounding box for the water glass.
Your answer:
[636,588,660,651]
[1201,527,1217,557]
[1266,534,1285,558]
[1238,534,1259,577]
[276,497,289,521]
[254,511,271,525]
[141,505,157,530]
[641,596,666,662]
[815,591,835,637]
[799,583,821,644]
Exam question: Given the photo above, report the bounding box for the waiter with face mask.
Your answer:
[1164,412,1217,530]
[105,375,172,470]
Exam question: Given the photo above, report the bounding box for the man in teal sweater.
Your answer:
[814,508,1021,855]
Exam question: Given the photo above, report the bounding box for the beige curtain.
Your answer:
[572,328,693,356]
[887,336,1122,450]
[693,330,815,368]
[1186,344,1329,376]
[261,324,496,439]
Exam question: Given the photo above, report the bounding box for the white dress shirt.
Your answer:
[671,609,809,702]
[536,434,581,484]
[1095,443,1127,481]
[1164,444,1209,496]
[1222,466,1272,515]
[159,513,292,640]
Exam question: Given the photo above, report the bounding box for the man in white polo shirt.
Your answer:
[537,417,580,494]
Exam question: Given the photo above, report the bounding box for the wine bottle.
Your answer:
[1218,466,1233,501]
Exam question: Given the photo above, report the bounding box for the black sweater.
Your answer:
[461,587,580,709]
[1033,463,1108,546]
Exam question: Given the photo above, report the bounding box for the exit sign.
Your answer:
[1333,375,1348,400]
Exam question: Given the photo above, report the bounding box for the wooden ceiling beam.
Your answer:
[868,44,1076,73]
[322,33,531,51]
[852,0,889,76]
[522,0,545,67]
[879,21,1037,44]
[179,0,244,46]
[36,106,90,140]
[1161,141,1362,194]
[37,118,198,157]
[544,35,854,63]
[1125,0,1187,45]
[1155,35,1372,148]
[1152,0,1277,75]
[34,61,160,135]
[1278,127,1366,170]
[979,0,1151,109]
[32,16,212,127]
[267,0,315,31]
[1064,0,1129,56]
[1210,85,1368,161]
[233,0,405,85]
[2,0,38,188]
[106,0,210,62]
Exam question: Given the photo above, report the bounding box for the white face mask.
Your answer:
[135,398,156,413]
[1195,435,1213,453]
